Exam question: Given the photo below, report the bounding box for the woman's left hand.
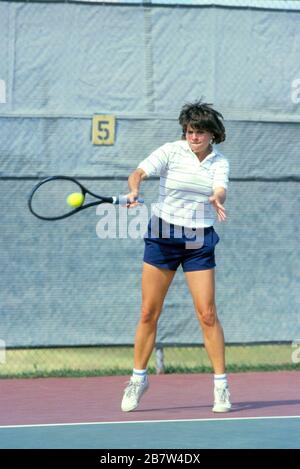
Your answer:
[209,195,227,222]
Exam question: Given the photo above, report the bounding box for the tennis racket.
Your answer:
[28,176,144,221]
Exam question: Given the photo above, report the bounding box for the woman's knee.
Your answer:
[197,304,217,327]
[140,304,161,324]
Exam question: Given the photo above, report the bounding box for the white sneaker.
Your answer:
[121,375,149,412]
[212,385,231,412]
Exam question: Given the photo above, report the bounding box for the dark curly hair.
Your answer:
[178,101,226,144]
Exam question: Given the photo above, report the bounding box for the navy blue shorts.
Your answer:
[143,217,220,272]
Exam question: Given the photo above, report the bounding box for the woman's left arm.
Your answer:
[210,157,229,222]
[209,187,227,222]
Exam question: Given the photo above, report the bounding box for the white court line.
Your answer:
[0,415,299,430]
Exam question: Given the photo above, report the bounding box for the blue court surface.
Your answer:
[0,416,299,449]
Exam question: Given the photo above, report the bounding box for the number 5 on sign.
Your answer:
[92,115,115,145]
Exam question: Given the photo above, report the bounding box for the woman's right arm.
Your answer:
[126,168,148,207]
[126,143,169,207]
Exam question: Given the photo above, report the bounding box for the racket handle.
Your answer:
[114,195,144,205]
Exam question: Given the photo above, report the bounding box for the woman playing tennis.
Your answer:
[121,101,231,413]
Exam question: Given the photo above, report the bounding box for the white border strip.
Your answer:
[0,415,299,430]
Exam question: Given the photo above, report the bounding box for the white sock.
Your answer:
[214,374,227,388]
[132,368,147,381]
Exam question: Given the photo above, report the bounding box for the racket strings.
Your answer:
[30,179,84,219]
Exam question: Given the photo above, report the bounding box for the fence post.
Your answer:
[155,344,164,374]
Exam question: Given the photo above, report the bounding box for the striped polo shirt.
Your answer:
[138,140,229,228]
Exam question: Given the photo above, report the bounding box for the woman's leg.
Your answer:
[121,262,175,412]
[134,262,176,369]
[184,268,231,412]
[184,269,225,374]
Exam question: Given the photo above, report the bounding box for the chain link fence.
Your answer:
[0,343,298,378]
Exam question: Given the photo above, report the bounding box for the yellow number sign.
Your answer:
[92,115,115,145]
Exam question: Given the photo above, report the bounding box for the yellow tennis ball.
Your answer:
[67,192,84,208]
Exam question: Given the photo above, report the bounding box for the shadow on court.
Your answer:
[135,399,300,414]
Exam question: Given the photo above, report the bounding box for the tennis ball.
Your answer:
[67,192,84,208]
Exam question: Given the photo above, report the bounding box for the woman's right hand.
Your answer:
[124,191,141,208]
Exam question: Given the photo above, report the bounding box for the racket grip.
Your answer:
[115,195,144,205]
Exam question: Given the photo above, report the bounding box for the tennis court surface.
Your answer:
[0,371,299,449]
